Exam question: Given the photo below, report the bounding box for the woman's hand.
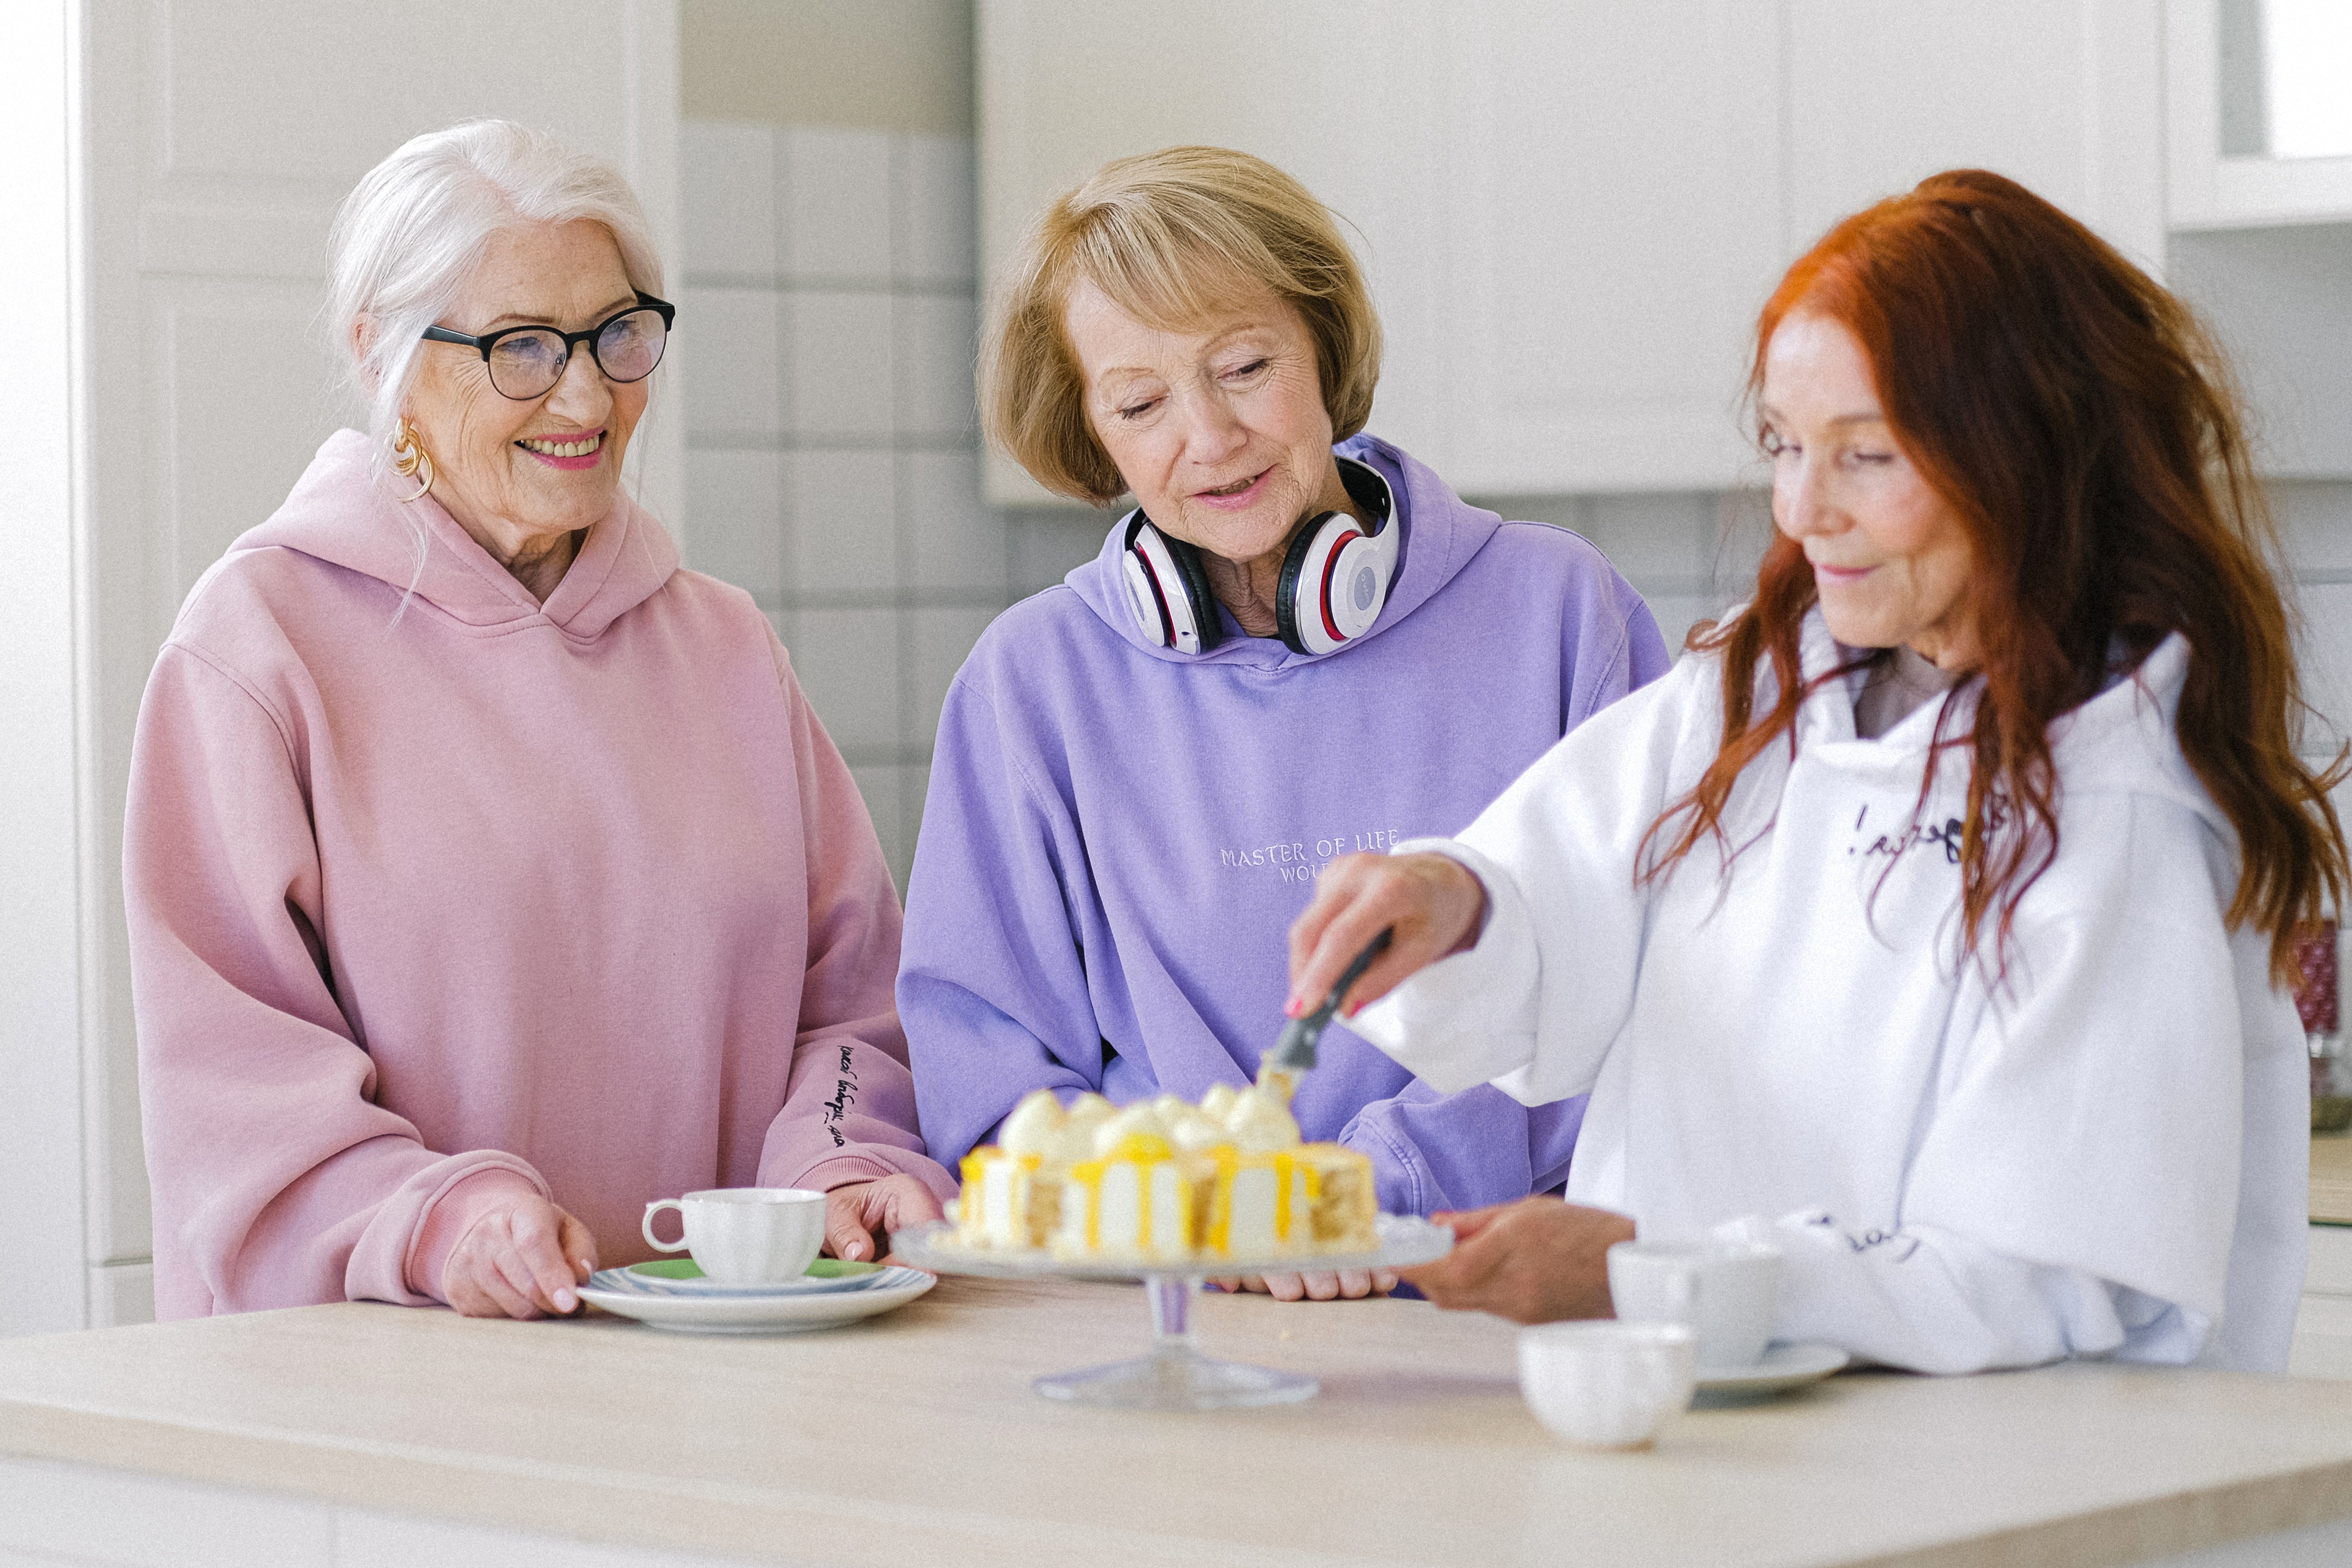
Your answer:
[1206,1268,1399,1301]
[441,1196,598,1319]
[823,1174,946,1262]
[1397,1196,1633,1324]
[1287,852,1487,1019]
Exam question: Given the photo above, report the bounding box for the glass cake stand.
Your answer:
[891,1215,1454,1411]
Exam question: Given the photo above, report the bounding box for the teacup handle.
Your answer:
[642,1200,691,1253]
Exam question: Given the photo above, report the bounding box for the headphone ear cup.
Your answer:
[1274,512,1341,655]
[1124,516,1223,655]
[1158,531,1224,653]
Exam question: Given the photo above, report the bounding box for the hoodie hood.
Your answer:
[1785,604,2218,836]
[227,428,678,643]
[1065,433,1501,670]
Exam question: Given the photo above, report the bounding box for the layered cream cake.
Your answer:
[955,1083,1378,1262]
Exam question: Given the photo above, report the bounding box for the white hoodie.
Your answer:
[1354,609,2308,1374]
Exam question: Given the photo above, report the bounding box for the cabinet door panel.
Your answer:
[1784,0,2164,271]
[1445,0,1781,492]
[1786,0,2089,247]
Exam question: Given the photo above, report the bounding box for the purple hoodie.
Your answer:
[900,435,1670,1213]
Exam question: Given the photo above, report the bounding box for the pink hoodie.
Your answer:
[124,430,953,1319]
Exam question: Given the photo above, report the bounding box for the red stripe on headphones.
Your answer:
[1319,530,1363,644]
[1141,554,1177,646]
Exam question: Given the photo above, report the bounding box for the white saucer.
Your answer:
[587,1261,893,1298]
[1693,1341,1850,1396]
[578,1265,936,1334]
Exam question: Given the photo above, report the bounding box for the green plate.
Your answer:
[627,1257,881,1282]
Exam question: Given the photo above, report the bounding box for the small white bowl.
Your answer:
[1517,1321,1698,1450]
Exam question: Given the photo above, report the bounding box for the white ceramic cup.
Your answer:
[1606,1239,1783,1370]
[1518,1321,1698,1449]
[640,1188,826,1284]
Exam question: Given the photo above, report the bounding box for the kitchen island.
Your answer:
[3,1275,2350,1568]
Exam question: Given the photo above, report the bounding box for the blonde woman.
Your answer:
[900,147,1670,1300]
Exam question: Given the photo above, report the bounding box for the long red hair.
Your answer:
[1645,169,2345,983]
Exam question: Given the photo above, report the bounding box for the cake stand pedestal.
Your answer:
[891,1216,1453,1411]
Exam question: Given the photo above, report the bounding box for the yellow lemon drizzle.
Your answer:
[1075,1134,1175,1255]
[958,1153,984,1225]
[1070,1159,1105,1250]
[1208,1148,1238,1254]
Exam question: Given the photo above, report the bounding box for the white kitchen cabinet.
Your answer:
[2169,0,2352,230]
[978,0,2166,500]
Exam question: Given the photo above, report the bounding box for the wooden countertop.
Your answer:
[2314,1133,2352,1226]
[3,1278,2351,1568]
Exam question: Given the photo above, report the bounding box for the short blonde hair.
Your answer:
[981,146,1381,505]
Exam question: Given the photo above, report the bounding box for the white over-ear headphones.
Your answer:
[1118,456,1399,657]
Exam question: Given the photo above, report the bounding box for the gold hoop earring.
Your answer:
[390,418,435,503]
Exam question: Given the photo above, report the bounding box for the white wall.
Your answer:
[0,0,93,1340]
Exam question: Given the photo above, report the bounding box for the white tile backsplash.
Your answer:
[785,289,896,440]
[900,449,1006,593]
[678,122,776,279]
[2297,579,2352,756]
[896,133,978,285]
[790,448,898,597]
[892,292,980,441]
[782,126,895,284]
[1010,507,1110,595]
[1635,594,1721,658]
[902,763,934,879]
[788,608,902,753]
[848,764,904,889]
[677,286,780,439]
[2276,481,2352,578]
[685,448,785,602]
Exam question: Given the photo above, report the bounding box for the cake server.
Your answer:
[1263,927,1393,1076]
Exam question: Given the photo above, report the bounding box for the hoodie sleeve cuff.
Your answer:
[1350,838,1543,1096]
[780,1148,962,1209]
[406,1167,549,1304]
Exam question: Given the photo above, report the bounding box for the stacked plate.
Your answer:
[578,1258,935,1334]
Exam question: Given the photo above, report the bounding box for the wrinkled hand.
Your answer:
[1398,1196,1633,1324]
[1287,852,1487,1019]
[1206,1268,1399,1301]
[824,1174,946,1262]
[441,1196,598,1319]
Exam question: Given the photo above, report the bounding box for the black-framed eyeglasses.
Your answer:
[421,292,675,401]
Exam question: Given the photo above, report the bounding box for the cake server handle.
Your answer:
[1263,927,1394,1075]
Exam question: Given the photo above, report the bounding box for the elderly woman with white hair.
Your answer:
[122,119,952,1320]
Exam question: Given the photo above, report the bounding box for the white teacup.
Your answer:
[1607,1239,1783,1371]
[641,1188,825,1284]
[1518,1321,1697,1449]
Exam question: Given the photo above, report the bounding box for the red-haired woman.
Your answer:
[1287,170,2345,1374]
